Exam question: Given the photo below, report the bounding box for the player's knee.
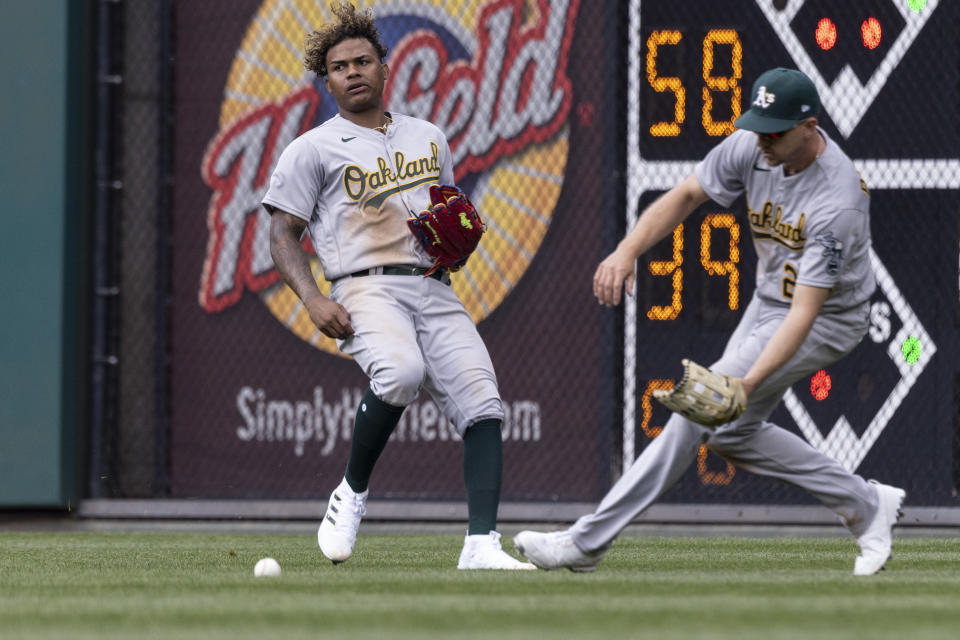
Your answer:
[451,395,504,437]
[373,353,426,405]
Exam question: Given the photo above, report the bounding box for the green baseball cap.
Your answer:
[734,68,820,133]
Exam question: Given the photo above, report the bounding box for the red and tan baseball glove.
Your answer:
[407,184,485,276]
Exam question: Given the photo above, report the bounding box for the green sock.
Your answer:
[344,388,405,493]
[463,419,503,535]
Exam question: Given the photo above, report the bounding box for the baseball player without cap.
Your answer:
[734,67,820,133]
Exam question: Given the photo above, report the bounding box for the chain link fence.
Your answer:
[92,0,959,513]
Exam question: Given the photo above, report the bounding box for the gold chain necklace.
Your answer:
[373,114,392,134]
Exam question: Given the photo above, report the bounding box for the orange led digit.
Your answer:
[646,379,736,486]
[697,445,736,485]
[701,29,742,136]
[700,214,741,310]
[646,30,685,137]
[647,225,684,320]
[641,379,674,438]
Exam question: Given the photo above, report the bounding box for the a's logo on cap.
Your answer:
[753,86,775,108]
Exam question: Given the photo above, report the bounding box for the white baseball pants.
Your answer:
[332,273,504,435]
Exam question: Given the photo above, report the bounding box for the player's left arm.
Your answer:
[739,284,829,397]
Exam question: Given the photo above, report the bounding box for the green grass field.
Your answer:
[2,531,959,639]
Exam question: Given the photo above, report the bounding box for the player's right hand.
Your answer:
[305,295,354,339]
[593,248,636,307]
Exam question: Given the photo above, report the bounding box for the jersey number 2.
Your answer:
[781,263,797,299]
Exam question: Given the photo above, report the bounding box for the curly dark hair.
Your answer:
[303,2,388,77]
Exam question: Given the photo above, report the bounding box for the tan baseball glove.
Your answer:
[653,359,747,428]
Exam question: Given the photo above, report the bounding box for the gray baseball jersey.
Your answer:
[261,111,502,432]
[262,112,452,280]
[567,129,882,552]
[695,128,875,313]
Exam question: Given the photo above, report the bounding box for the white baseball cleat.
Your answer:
[457,531,536,570]
[317,478,368,564]
[514,529,605,572]
[853,480,906,576]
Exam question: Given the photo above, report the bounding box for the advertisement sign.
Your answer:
[170,0,616,499]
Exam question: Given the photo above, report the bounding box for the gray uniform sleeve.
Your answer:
[694,130,754,208]
[262,135,324,221]
[796,208,868,289]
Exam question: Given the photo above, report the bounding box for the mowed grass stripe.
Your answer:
[1,532,959,640]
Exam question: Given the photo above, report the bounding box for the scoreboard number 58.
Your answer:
[647,29,743,138]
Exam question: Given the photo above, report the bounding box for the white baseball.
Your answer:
[254,557,282,577]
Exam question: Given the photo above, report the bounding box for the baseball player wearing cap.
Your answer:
[515,68,905,575]
[263,2,533,570]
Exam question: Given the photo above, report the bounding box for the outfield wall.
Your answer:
[4,1,959,518]
[154,0,960,509]
[0,1,89,508]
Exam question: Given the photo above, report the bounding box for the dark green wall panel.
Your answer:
[0,0,87,507]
